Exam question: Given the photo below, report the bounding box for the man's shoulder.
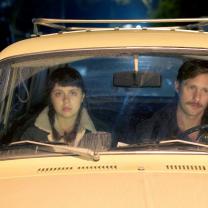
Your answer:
[153,103,177,120]
[135,103,178,142]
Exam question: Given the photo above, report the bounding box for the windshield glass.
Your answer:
[1,53,208,158]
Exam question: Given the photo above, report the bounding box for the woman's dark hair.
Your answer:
[47,66,85,143]
[48,66,85,93]
[177,60,208,83]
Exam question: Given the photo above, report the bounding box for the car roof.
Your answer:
[1,18,208,61]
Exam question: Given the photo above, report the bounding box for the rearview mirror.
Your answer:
[113,71,161,88]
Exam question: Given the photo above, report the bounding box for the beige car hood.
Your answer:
[0,152,208,208]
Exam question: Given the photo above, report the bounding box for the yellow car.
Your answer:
[1,18,208,208]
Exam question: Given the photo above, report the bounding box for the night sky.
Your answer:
[0,0,151,49]
[1,0,208,50]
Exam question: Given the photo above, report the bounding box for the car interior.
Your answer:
[0,53,187,146]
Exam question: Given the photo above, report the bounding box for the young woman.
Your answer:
[21,66,111,150]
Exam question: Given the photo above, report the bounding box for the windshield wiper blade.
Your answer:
[159,139,208,149]
[8,140,100,161]
[116,139,208,152]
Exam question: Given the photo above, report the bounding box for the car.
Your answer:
[1,17,208,208]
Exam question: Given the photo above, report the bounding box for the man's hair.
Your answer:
[177,60,208,83]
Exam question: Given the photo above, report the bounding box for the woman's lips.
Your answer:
[63,107,72,112]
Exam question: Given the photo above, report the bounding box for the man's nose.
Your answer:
[193,89,201,102]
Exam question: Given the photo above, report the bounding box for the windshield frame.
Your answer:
[2,47,208,159]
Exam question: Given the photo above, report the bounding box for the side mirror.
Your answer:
[113,71,161,88]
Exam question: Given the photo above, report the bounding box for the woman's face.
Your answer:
[50,83,85,119]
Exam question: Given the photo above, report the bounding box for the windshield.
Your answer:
[1,52,208,158]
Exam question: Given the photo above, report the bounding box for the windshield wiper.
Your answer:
[8,140,100,161]
[116,139,208,152]
[159,139,208,149]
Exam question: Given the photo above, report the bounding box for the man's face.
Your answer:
[175,73,208,117]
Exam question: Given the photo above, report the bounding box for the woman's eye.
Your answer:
[54,92,63,97]
[70,90,78,96]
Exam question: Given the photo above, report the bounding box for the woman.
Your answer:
[21,66,111,150]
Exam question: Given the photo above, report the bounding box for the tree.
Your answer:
[150,0,208,18]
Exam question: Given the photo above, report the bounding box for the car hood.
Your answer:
[0,152,208,208]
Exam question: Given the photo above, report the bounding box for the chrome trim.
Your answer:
[32,17,208,35]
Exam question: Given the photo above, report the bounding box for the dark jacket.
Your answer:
[21,107,112,151]
[136,104,179,142]
[136,104,208,144]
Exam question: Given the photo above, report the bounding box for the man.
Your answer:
[136,60,208,143]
